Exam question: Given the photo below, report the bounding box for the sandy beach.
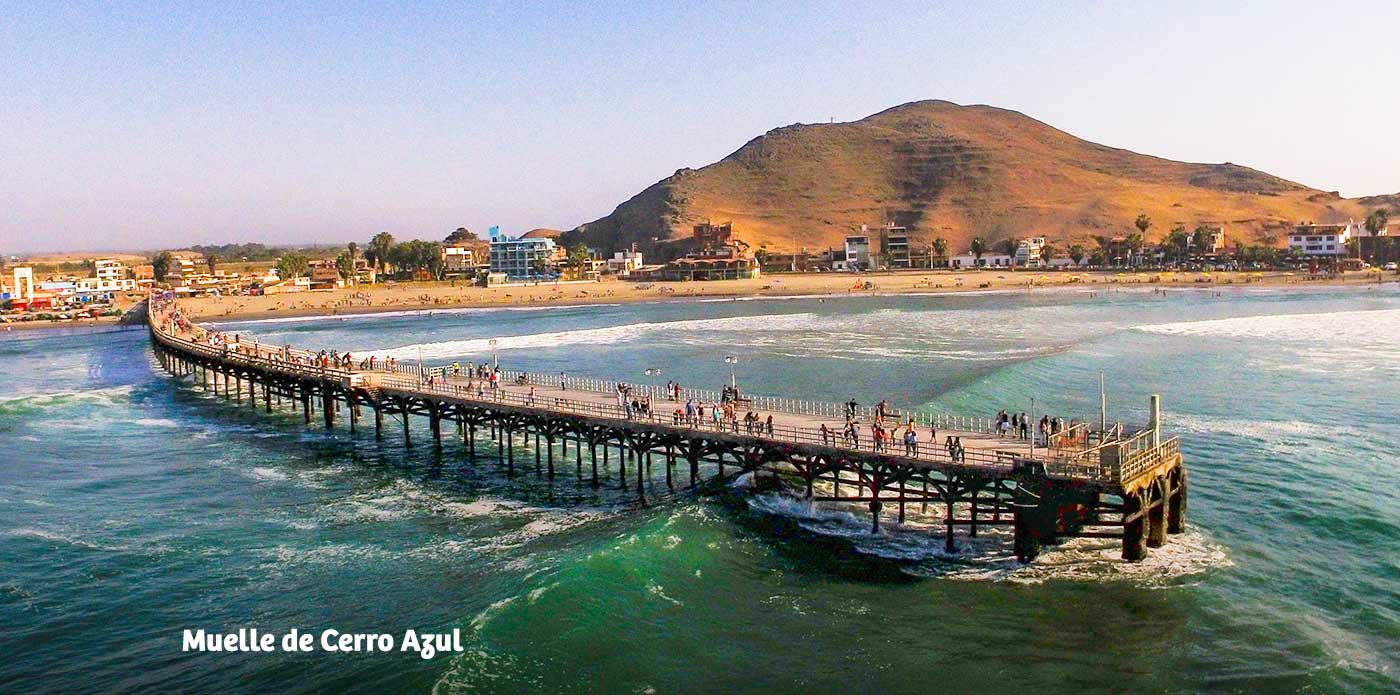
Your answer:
[174,268,1394,323]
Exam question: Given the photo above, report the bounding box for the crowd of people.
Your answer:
[156,295,1068,469]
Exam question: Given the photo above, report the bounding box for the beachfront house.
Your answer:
[878,223,911,268]
[1288,222,1353,257]
[606,249,645,276]
[1014,237,1047,267]
[442,246,480,277]
[843,234,871,271]
[949,252,1013,268]
[488,226,559,282]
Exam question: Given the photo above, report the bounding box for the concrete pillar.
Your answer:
[1149,394,1161,448]
[1122,493,1147,561]
[1167,468,1188,534]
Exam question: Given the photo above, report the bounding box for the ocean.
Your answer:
[2,284,1397,693]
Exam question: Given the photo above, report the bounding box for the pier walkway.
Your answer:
[147,298,1187,562]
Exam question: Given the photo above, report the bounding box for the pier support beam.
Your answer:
[1167,468,1187,534]
[1147,481,1167,549]
[1121,493,1147,562]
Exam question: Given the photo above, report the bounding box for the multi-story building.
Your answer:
[879,223,911,268]
[166,256,198,283]
[442,246,479,276]
[488,227,558,281]
[307,260,342,290]
[843,234,871,270]
[1015,237,1047,267]
[1289,222,1354,257]
[94,259,125,281]
[606,249,645,275]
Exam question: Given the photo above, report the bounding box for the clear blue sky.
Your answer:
[2,1,1396,253]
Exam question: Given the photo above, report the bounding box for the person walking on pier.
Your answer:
[903,426,918,457]
[559,372,567,391]
[821,423,832,446]
[765,414,774,436]
[845,399,858,419]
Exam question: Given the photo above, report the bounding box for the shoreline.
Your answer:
[184,269,1396,325]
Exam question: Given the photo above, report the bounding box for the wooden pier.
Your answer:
[147,299,1186,563]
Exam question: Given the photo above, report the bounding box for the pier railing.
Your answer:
[496,369,1007,435]
[373,370,1112,480]
[150,299,1172,486]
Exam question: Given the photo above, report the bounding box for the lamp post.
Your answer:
[489,338,499,372]
[724,355,738,391]
[644,367,660,400]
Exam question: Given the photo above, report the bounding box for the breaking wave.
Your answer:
[744,492,1230,585]
[359,313,819,360]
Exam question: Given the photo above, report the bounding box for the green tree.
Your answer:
[1135,214,1152,236]
[1166,226,1189,264]
[152,252,173,283]
[995,238,1018,257]
[368,232,395,275]
[1068,244,1086,266]
[1126,233,1145,267]
[444,227,476,245]
[345,242,359,285]
[335,251,356,280]
[1364,209,1389,235]
[1191,226,1215,258]
[970,236,986,265]
[276,252,308,280]
[206,253,218,274]
[932,237,948,267]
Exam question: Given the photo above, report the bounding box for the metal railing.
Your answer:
[148,299,1171,485]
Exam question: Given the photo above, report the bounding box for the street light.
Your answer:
[724,355,738,391]
[644,367,660,400]
[489,338,499,372]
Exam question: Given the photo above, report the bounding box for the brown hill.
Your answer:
[568,100,1390,256]
[520,228,563,239]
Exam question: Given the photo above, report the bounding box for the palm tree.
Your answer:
[1126,233,1145,267]
[345,242,359,285]
[1191,226,1215,260]
[1166,227,1189,265]
[368,232,395,276]
[970,236,986,266]
[1135,214,1152,236]
[932,237,948,267]
[1068,244,1085,266]
[336,251,356,282]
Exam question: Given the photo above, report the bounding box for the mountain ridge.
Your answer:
[567,100,1389,256]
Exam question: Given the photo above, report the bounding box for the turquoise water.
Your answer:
[2,285,1398,693]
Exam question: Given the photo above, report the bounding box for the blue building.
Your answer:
[488,226,559,281]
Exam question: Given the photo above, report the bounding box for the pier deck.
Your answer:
[147,298,1187,562]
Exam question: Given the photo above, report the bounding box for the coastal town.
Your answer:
[3,213,1396,327]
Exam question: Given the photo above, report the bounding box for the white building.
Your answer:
[606,249,644,275]
[442,246,478,276]
[1288,222,1355,257]
[949,252,1013,268]
[94,259,125,281]
[1014,237,1047,267]
[843,235,871,270]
